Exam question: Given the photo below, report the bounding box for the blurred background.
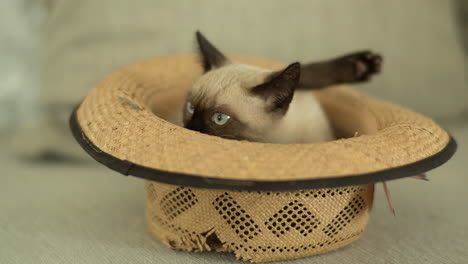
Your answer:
[1,1,467,263]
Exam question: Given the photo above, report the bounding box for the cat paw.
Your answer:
[347,51,383,82]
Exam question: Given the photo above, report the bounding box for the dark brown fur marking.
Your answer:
[188,32,384,142]
[299,51,382,89]
[251,62,301,113]
[196,31,228,72]
[184,105,250,140]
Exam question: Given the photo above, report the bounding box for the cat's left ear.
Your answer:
[251,62,301,112]
[196,31,229,72]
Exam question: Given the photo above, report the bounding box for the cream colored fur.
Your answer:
[187,61,334,143]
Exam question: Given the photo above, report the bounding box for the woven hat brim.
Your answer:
[70,54,457,190]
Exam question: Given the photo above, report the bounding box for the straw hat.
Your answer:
[69,55,456,262]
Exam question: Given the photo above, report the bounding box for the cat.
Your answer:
[183,31,382,144]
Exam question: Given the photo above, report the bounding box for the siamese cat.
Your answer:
[183,31,382,143]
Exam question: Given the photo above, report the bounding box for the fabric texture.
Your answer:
[13,0,468,159]
[2,121,468,263]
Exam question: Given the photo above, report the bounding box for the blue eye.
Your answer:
[186,102,194,114]
[211,113,230,125]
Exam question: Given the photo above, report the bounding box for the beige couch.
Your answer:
[4,1,468,263]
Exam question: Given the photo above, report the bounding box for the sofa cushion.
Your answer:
[15,0,467,159]
[42,0,468,119]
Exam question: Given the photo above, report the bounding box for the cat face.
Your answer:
[183,32,301,142]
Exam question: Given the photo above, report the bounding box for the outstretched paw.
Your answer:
[347,51,383,82]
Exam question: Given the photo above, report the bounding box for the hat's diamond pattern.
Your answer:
[322,195,365,238]
[160,186,198,220]
[213,192,262,242]
[265,200,320,238]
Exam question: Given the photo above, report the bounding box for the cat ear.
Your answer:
[251,62,301,112]
[196,31,229,72]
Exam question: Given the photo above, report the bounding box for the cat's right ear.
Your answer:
[251,63,301,113]
[196,31,229,72]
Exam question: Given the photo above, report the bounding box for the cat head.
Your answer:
[183,31,301,142]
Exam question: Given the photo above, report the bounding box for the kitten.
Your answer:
[183,31,382,143]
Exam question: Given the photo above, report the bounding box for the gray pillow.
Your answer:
[16,0,468,159]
